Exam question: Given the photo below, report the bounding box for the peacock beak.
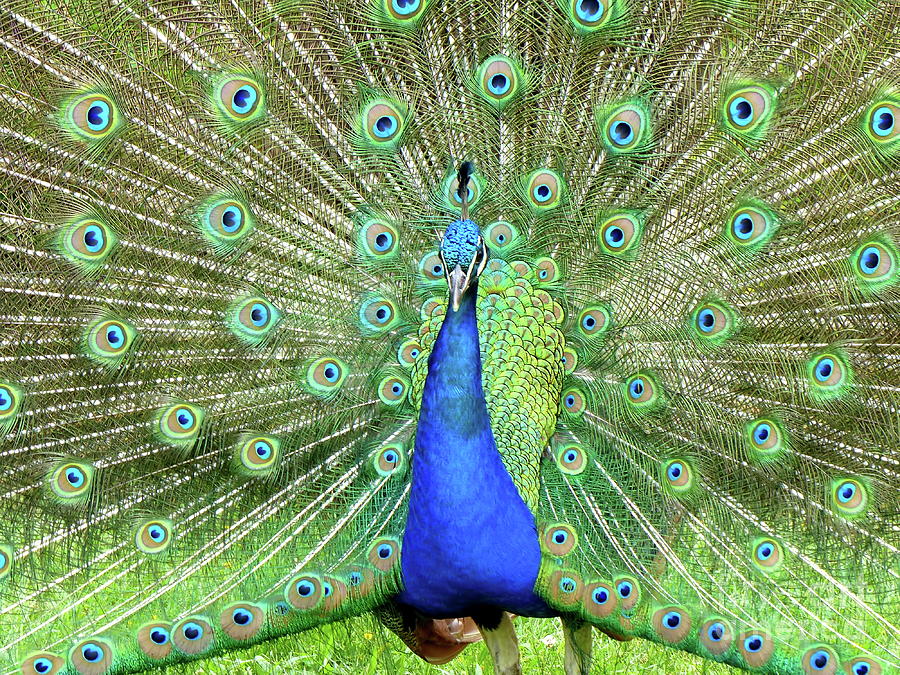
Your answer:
[448,264,469,312]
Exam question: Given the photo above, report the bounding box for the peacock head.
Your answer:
[440,218,487,312]
[440,161,488,312]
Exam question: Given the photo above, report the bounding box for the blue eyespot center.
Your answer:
[86,101,110,131]
[297,581,314,597]
[698,309,715,331]
[233,609,252,625]
[183,622,202,640]
[392,0,421,15]
[565,395,575,407]
[67,468,85,488]
[81,644,102,662]
[150,628,169,645]
[34,658,52,673]
[374,232,392,251]
[860,246,881,273]
[559,577,576,593]
[565,450,577,463]
[255,441,272,459]
[617,581,632,598]
[758,543,773,559]
[176,409,194,429]
[232,86,258,114]
[853,662,871,675]
[552,530,568,544]
[734,215,754,239]
[664,611,681,629]
[348,572,362,586]
[250,303,269,327]
[384,451,397,463]
[378,544,393,559]
[533,184,552,202]
[667,463,683,480]
[605,226,625,247]
[323,365,339,382]
[629,379,644,399]
[708,622,724,641]
[221,206,242,233]
[611,121,634,145]
[744,635,763,652]
[83,225,104,252]
[576,0,603,21]
[149,526,165,542]
[593,588,608,603]
[815,358,834,382]
[0,387,9,411]
[582,315,596,329]
[753,423,771,444]
[837,481,857,503]
[432,264,443,276]
[489,73,510,95]
[873,107,895,136]
[811,650,830,670]
[373,114,398,138]
[729,97,753,125]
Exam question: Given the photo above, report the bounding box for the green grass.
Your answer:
[167,617,740,674]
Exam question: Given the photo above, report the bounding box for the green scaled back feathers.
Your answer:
[0,0,898,674]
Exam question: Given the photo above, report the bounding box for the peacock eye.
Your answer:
[363,101,406,145]
[598,214,642,255]
[853,239,896,288]
[478,56,522,108]
[485,221,518,249]
[136,519,173,553]
[572,0,608,25]
[602,104,649,152]
[526,170,563,210]
[867,101,900,143]
[306,356,349,396]
[386,0,424,20]
[217,77,264,122]
[64,93,119,140]
[752,538,783,571]
[378,374,410,405]
[724,87,771,130]
[730,207,770,243]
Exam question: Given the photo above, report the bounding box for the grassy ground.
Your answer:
[169,616,740,674]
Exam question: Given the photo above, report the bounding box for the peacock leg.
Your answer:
[562,616,593,675]
[475,611,522,675]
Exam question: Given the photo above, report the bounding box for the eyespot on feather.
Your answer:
[726,205,777,250]
[864,99,900,146]
[623,372,661,410]
[172,617,214,655]
[83,317,136,365]
[831,478,868,517]
[699,618,734,656]
[0,381,24,431]
[287,573,324,610]
[135,519,173,554]
[598,214,642,255]
[852,238,897,289]
[418,252,446,282]
[801,645,838,675]
[358,219,399,259]
[723,85,774,136]
[382,0,427,23]
[62,92,120,141]
[534,257,560,283]
[304,357,349,396]
[577,305,612,339]
[21,653,65,675]
[613,576,640,611]
[372,443,406,477]
[751,537,784,572]
[477,56,523,108]
[526,170,563,210]
[69,638,114,675]
[0,543,12,581]
[361,100,406,146]
[58,218,118,270]
[547,569,584,608]
[568,0,611,30]
[358,296,400,334]
[137,622,173,660]
[652,606,692,643]
[485,221,518,250]
[377,374,409,405]
[738,631,774,668]
[542,523,578,556]
[228,296,281,345]
[220,603,265,641]
[845,657,882,675]
[745,417,788,462]
[661,459,694,494]
[368,537,400,572]
[556,444,587,475]
[155,403,204,445]
[691,300,737,344]
[214,76,265,123]
[561,387,586,415]
[582,580,617,618]
[50,462,94,501]
[601,103,649,152]
[237,435,281,474]
[397,338,422,367]
[806,350,852,401]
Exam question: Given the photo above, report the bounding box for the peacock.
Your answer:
[0,0,898,673]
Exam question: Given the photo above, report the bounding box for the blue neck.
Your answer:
[397,285,551,618]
